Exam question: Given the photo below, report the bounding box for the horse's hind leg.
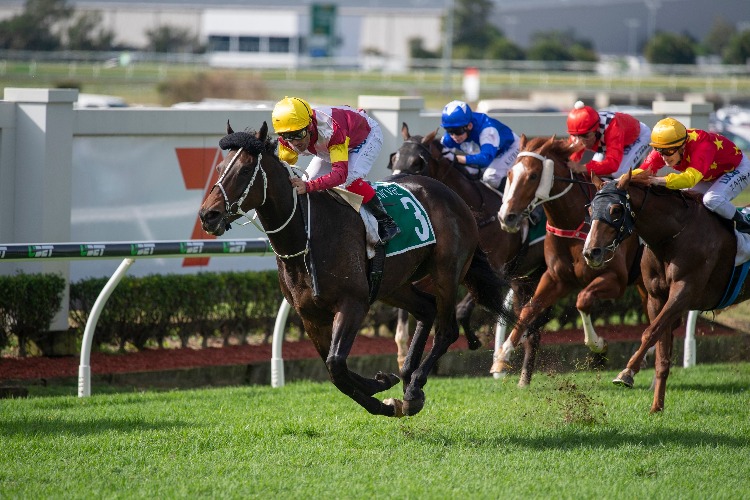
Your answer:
[518,306,551,387]
[394,308,411,370]
[650,329,674,413]
[456,293,483,350]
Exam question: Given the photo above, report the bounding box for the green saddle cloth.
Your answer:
[372,182,436,257]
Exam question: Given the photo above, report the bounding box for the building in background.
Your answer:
[0,0,747,68]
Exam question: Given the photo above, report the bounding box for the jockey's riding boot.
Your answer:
[732,211,750,234]
[364,196,401,244]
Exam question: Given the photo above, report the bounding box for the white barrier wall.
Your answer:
[0,88,713,331]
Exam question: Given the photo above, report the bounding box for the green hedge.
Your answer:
[0,270,648,357]
[0,272,65,356]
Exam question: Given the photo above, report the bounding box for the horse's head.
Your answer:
[388,122,442,175]
[498,135,580,233]
[199,121,273,236]
[582,172,636,269]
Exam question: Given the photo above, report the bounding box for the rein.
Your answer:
[213,147,310,259]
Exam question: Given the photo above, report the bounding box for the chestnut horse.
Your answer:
[199,122,515,417]
[495,135,646,385]
[583,173,739,413]
[388,124,548,385]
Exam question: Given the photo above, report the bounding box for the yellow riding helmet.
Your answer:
[272,97,313,133]
[650,117,687,148]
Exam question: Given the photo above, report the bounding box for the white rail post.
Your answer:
[78,258,135,397]
[271,298,291,388]
[684,310,698,368]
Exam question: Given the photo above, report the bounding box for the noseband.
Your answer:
[212,148,308,259]
[508,151,574,214]
[589,182,637,260]
[213,148,267,228]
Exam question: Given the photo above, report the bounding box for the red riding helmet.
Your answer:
[567,100,600,135]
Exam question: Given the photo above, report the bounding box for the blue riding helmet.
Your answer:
[441,100,473,128]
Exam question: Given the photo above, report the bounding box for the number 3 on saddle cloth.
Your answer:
[334,182,436,303]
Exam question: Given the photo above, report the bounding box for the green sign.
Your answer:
[310,4,337,57]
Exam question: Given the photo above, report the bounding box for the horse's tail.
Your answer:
[463,247,517,327]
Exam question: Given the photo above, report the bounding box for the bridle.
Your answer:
[509,150,574,215]
[588,181,638,262]
[212,146,310,259]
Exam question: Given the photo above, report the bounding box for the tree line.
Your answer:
[2,0,749,65]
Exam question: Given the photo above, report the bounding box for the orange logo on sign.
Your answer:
[175,147,224,266]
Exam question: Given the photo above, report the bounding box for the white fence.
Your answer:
[0,238,294,396]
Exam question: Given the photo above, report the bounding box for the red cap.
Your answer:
[567,100,599,135]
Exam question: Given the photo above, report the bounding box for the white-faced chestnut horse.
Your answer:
[198,121,515,417]
[495,135,646,385]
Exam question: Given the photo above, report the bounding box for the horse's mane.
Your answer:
[219,129,277,156]
[525,135,575,163]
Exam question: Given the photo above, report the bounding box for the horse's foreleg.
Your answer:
[650,328,674,413]
[575,277,620,353]
[518,306,552,387]
[394,308,411,370]
[614,293,683,389]
[324,306,401,416]
[491,273,565,376]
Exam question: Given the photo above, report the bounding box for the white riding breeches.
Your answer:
[482,134,520,189]
[694,154,750,219]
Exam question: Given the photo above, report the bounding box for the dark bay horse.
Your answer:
[495,135,646,384]
[582,172,744,413]
[388,124,548,385]
[198,121,515,417]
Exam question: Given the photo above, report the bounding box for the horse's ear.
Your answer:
[227,120,234,135]
[425,129,437,142]
[259,121,268,141]
[401,122,410,140]
[617,169,633,189]
[387,152,396,170]
[520,134,528,149]
[591,172,604,190]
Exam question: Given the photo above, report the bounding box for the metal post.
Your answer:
[78,258,135,397]
[271,298,291,388]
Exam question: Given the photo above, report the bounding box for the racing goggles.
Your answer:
[445,126,469,135]
[655,146,680,156]
[279,128,309,141]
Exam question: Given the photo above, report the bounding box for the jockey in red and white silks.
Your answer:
[566,100,651,178]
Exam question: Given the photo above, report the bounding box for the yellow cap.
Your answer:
[650,117,687,148]
[272,97,313,133]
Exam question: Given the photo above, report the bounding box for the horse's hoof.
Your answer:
[375,371,400,389]
[490,359,510,375]
[517,379,529,388]
[402,397,424,416]
[613,370,634,388]
[588,339,608,354]
[383,398,405,418]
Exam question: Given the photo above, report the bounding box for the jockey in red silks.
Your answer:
[633,117,750,233]
[271,96,400,244]
[566,100,651,178]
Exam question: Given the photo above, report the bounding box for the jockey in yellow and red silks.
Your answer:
[633,117,750,233]
[271,96,399,244]
[566,100,651,178]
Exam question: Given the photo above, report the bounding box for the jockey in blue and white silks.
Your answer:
[440,100,520,190]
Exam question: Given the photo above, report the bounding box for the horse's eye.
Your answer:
[529,172,539,180]
[609,205,623,221]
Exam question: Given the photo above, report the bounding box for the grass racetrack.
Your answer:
[2,362,749,499]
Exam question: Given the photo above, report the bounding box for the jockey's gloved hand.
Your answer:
[464,165,480,176]
[441,147,455,161]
